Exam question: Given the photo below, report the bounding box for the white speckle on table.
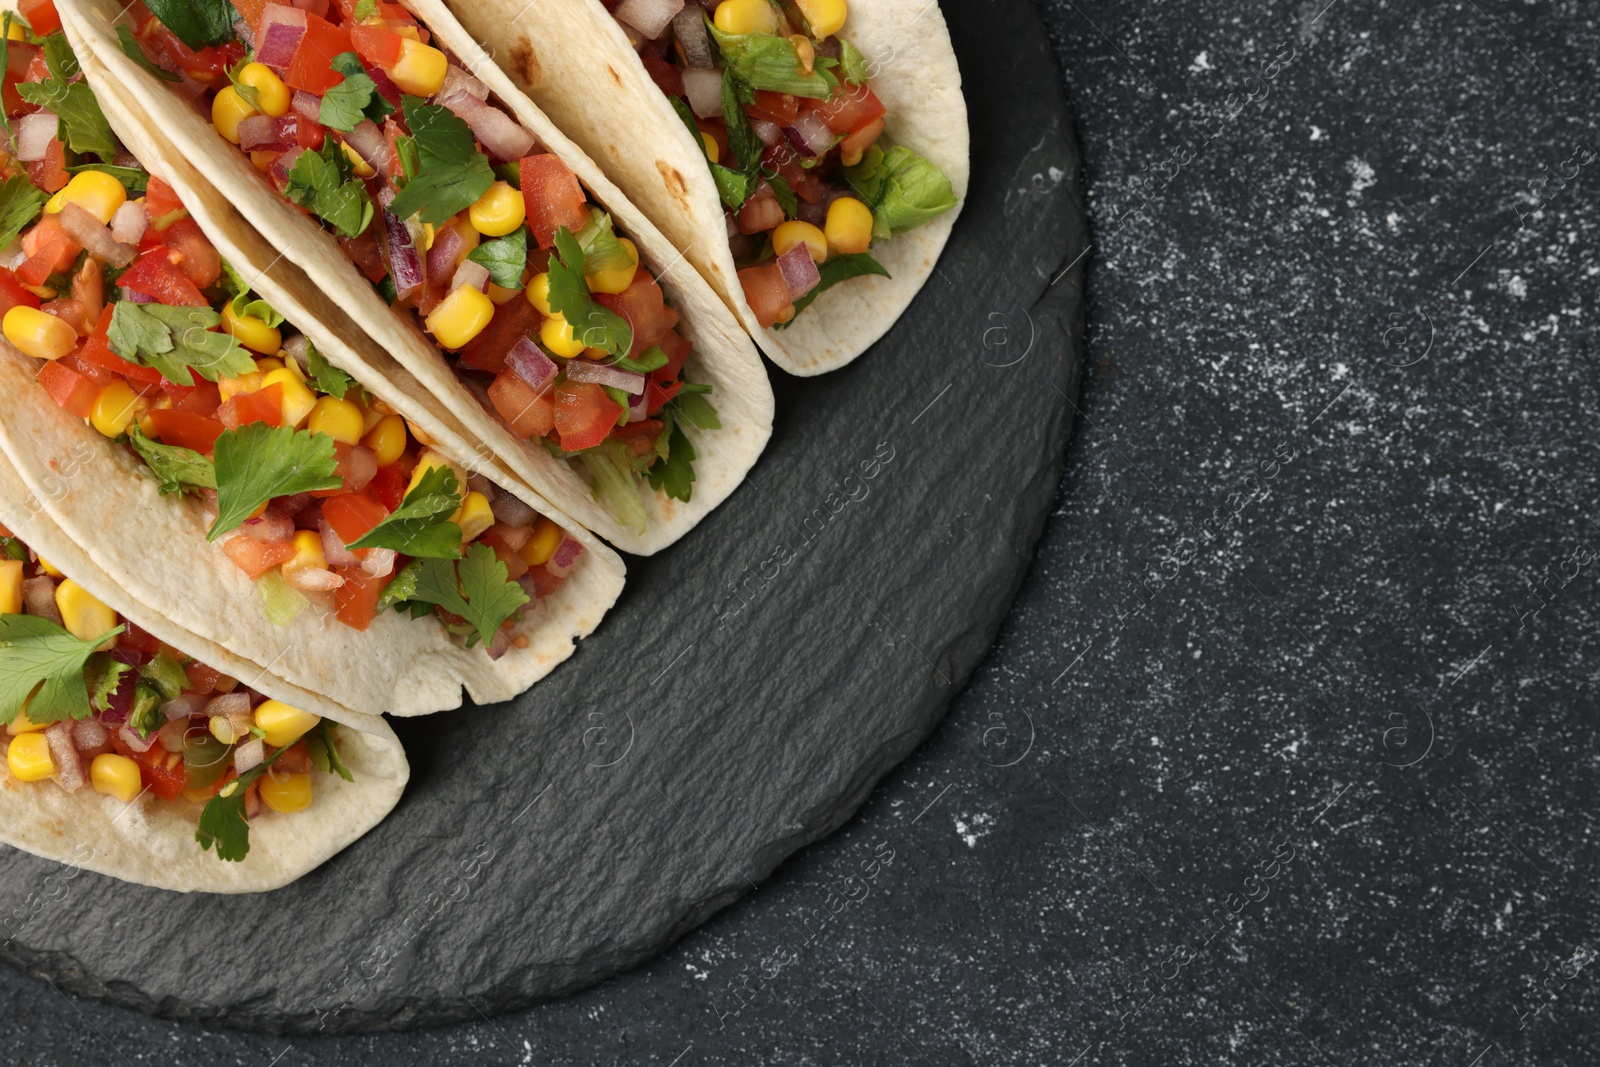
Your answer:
[1189,51,1212,72]
[954,813,995,848]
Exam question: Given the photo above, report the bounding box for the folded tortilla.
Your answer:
[0,453,408,894]
[438,0,970,375]
[0,33,627,717]
[63,0,774,555]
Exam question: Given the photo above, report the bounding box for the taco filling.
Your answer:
[0,21,583,652]
[117,0,723,524]
[0,526,351,862]
[609,0,958,327]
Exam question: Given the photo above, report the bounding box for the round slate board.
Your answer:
[0,0,1084,1032]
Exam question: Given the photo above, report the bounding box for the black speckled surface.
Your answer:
[6,0,1600,1061]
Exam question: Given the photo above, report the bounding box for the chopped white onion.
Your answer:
[72,717,109,751]
[435,89,536,161]
[159,719,187,753]
[163,693,207,721]
[751,118,783,147]
[319,518,360,567]
[118,722,157,754]
[45,723,82,791]
[615,0,684,40]
[683,68,724,119]
[345,119,392,173]
[360,547,397,578]
[110,201,148,246]
[58,203,135,268]
[15,110,56,161]
[0,238,24,270]
[234,738,265,775]
[490,493,537,528]
[284,566,346,591]
[451,257,491,293]
[442,64,489,101]
[565,359,645,394]
[203,692,250,722]
[673,7,715,66]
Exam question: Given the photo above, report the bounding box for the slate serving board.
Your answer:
[0,0,1084,1032]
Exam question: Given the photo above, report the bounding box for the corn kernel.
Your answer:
[218,370,264,401]
[457,491,495,543]
[772,220,827,263]
[715,0,779,36]
[519,516,563,567]
[91,753,142,803]
[7,732,54,782]
[701,131,721,164]
[261,367,317,427]
[251,150,276,171]
[260,768,313,813]
[342,140,376,178]
[253,357,285,373]
[525,272,553,314]
[235,62,290,116]
[468,181,526,237]
[405,418,435,447]
[3,306,78,361]
[408,449,466,498]
[253,700,321,748]
[387,38,448,96]
[221,302,282,355]
[211,85,258,145]
[794,0,847,38]
[585,237,639,295]
[36,556,63,577]
[44,171,128,226]
[55,579,118,649]
[307,396,365,445]
[209,714,241,745]
[540,313,587,358]
[824,196,873,256]
[7,706,46,735]
[4,21,23,40]
[281,530,328,575]
[486,283,520,305]
[362,413,408,467]
[0,559,20,615]
[90,380,140,438]
[425,284,495,349]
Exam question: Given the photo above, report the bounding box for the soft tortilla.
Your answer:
[439,0,970,376]
[0,33,627,717]
[0,453,409,893]
[63,0,774,555]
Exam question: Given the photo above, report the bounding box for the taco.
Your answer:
[0,454,408,892]
[0,16,625,717]
[438,0,969,375]
[62,0,774,553]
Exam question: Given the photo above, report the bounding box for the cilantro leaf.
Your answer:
[305,340,362,402]
[129,424,217,493]
[107,301,256,385]
[41,33,78,81]
[220,260,284,326]
[0,175,47,252]
[669,94,750,209]
[319,52,393,132]
[766,173,797,219]
[377,559,420,612]
[608,345,669,374]
[142,0,236,52]
[305,720,353,782]
[17,78,117,161]
[671,389,721,431]
[721,69,765,182]
[140,650,190,701]
[548,227,632,358]
[117,24,181,82]
[645,417,698,503]
[0,614,124,726]
[86,655,130,714]
[209,424,341,539]
[128,680,165,737]
[353,0,379,18]
[406,544,529,648]
[386,96,494,226]
[466,225,527,289]
[842,145,957,240]
[284,139,375,238]
[573,210,633,272]
[347,464,464,558]
[196,746,285,862]
[781,252,890,319]
[707,21,838,98]
[67,163,149,195]
[839,38,869,84]
[225,55,262,112]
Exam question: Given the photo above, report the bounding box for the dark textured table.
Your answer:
[7,0,1599,1062]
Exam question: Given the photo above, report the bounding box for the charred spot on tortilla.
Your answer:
[656,161,690,208]
[607,64,623,87]
[510,38,541,85]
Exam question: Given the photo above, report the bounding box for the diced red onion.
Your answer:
[232,16,255,50]
[751,118,783,147]
[426,222,469,280]
[627,388,648,424]
[490,493,537,528]
[345,119,392,173]
[256,4,308,68]
[163,693,208,722]
[57,203,135,268]
[234,738,265,775]
[516,574,542,601]
[378,187,424,300]
[340,443,378,494]
[442,64,489,101]
[785,112,834,157]
[776,241,820,299]
[110,201,148,246]
[506,337,558,392]
[674,7,715,66]
[238,114,285,151]
[485,521,533,551]
[159,719,187,753]
[451,258,490,293]
[22,576,60,623]
[271,146,305,183]
[241,511,295,544]
[46,723,82,791]
[360,547,397,578]
[682,68,724,119]
[547,537,583,577]
[73,717,109,751]
[466,473,498,500]
[615,0,684,40]
[226,708,254,741]
[436,89,536,162]
[285,566,345,591]
[565,359,645,394]
[487,627,511,660]
[365,61,403,108]
[292,90,321,122]
[319,518,360,567]
[15,110,56,161]
[203,692,250,721]
[509,596,548,637]
[118,722,157,754]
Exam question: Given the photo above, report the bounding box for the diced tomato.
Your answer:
[806,84,886,135]
[351,21,404,68]
[1,41,37,114]
[736,185,784,235]
[121,744,186,801]
[761,144,829,203]
[167,379,223,415]
[641,53,683,97]
[217,383,286,429]
[653,327,691,382]
[60,351,115,386]
[155,29,243,79]
[480,534,530,581]
[322,491,389,545]
[144,176,185,220]
[286,15,352,94]
[18,214,78,283]
[0,270,41,316]
[594,272,679,358]
[17,0,60,38]
[366,463,408,511]
[738,264,794,328]
[552,381,621,452]
[70,257,104,322]
[160,217,222,288]
[746,90,799,127]
[520,154,590,249]
[223,535,298,579]
[295,112,326,151]
[488,370,555,439]
[333,567,388,631]
[839,117,885,163]
[645,377,682,417]
[612,417,663,457]
[457,298,540,376]
[339,227,387,283]
[231,0,269,30]
[185,660,222,694]
[36,359,99,418]
[525,564,563,598]
[19,49,47,85]
[119,248,209,306]
[80,333,164,385]
[146,409,225,452]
